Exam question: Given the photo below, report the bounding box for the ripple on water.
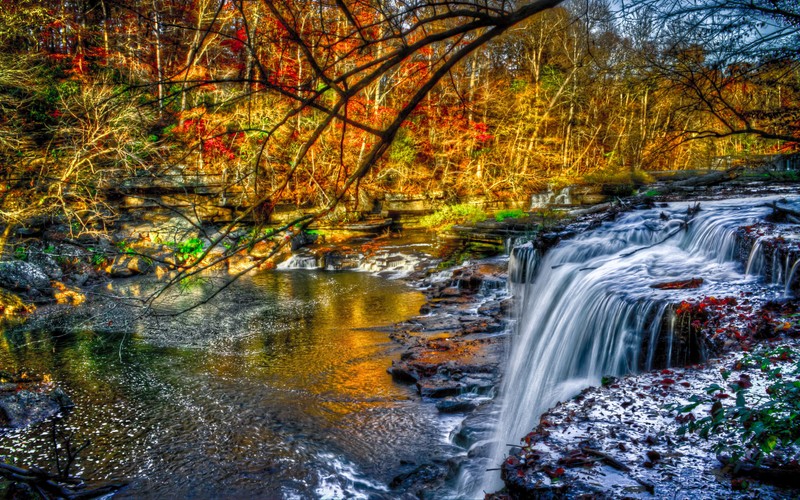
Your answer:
[0,270,461,498]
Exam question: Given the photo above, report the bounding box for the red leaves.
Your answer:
[676,301,693,315]
[222,27,247,54]
[544,467,565,479]
[179,118,238,161]
[473,122,494,143]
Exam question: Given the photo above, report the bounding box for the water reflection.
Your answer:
[0,270,442,498]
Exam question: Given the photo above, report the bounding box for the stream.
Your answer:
[0,270,463,498]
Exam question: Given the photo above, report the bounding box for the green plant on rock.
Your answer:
[166,237,204,263]
[671,345,800,467]
[495,208,526,222]
[420,204,487,230]
[13,245,28,261]
[88,248,106,266]
[115,240,134,255]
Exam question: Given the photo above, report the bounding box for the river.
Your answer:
[0,270,463,498]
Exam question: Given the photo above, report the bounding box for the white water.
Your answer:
[479,195,800,494]
[745,232,800,297]
[530,186,572,209]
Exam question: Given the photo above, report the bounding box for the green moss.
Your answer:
[420,204,487,230]
[495,209,526,222]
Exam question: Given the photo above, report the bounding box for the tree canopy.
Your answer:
[0,0,798,290]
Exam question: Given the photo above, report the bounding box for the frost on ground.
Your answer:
[493,317,800,499]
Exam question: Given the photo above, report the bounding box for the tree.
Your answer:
[623,0,800,149]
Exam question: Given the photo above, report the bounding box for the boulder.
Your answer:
[0,261,52,295]
[108,254,153,277]
[0,388,72,428]
[28,252,63,280]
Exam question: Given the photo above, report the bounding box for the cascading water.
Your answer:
[530,186,573,209]
[476,195,800,495]
[745,233,800,297]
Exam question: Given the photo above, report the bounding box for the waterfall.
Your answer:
[530,186,572,209]
[479,196,800,495]
[745,235,800,296]
[277,253,320,270]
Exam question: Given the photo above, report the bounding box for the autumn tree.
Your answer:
[624,0,800,157]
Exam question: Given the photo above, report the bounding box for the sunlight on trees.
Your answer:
[0,0,797,296]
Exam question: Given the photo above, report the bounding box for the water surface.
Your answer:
[0,270,454,498]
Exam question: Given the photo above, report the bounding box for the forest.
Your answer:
[0,0,798,244]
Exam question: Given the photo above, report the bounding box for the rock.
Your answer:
[290,231,318,250]
[0,388,72,428]
[108,254,153,277]
[388,364,419,383]
[436,397,480,413]
[28,252,63,280]
[417,379,461,398]
[69,272,90,287]
[0,261,52,295]
[390,463,446,492]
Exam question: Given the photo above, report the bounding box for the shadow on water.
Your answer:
[0,270,458,498]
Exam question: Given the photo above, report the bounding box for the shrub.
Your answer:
[583,168,654,186]
[671,345,800,467]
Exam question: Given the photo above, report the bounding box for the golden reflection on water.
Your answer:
[0,270,430,495]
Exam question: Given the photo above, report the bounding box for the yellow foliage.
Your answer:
[52,281,86,306]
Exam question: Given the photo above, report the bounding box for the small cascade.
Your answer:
[478,196,800,494]
[530,186,572,209]
[553,186,572,205]
[743,234,800,296]
[507,243,540,285]
[276,252,320,270]
[787,259,800,297]
[745,239,765,277]
[358,250,430,278]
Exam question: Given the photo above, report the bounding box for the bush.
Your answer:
[420,204,487,230]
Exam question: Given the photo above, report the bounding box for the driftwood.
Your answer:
[0,461,127,499]
[581,447,655,494]
[568,202,613,217]
[651,278,704,290]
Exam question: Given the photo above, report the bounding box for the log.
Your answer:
[762,201,800,224]
[650,278,704,290]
